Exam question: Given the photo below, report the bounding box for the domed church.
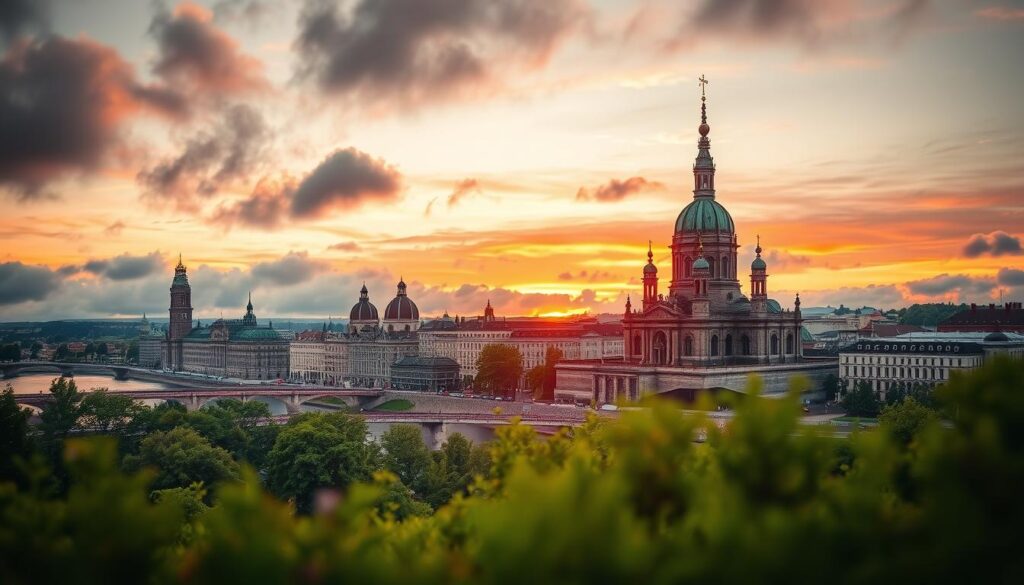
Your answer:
[555,79,835,403]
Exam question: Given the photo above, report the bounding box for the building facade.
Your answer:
[137,313,164,368]
[938,302,1024,333]
[839,331,1024,397]
[390,356,461,392]
[554,86,836,403]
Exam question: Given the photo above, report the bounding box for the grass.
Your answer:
[373,399,415,412]
[832,416,879,425]
[316,396,348,406]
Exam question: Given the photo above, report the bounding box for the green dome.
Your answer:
[675,198,734,234]
[693,256,710,270]
[234,327,283,341]
[751,256,767,270]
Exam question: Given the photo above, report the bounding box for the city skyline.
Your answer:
[1,0,1023,321]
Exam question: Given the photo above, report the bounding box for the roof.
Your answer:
[858,323,927,337]
[234,327,284,341]
[766,299,782,314]
[350,298,379,322]
[384,295,419,321]
[939,303,1024,331]
[392,356,460,369]
[675,197,735,234]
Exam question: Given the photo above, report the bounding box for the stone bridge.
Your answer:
[15,386,385,414]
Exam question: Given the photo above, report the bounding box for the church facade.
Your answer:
[554,87,835,403]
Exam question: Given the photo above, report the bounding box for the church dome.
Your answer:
[752,256,767,271]
[643,262,657,274]
[693,256,710,271]
[350,284,379,322]
[384,279,419,321]
[675,198,734,234]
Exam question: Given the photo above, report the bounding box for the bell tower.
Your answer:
[750,236,768,314]
[642,241,659,309]
[168,255,193,341]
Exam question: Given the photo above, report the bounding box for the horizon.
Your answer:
[1,0,1022,321]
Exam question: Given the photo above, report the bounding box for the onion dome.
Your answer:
[676,198,735,233]
[643,241,657,274]
[752,235,767,270]
[350,283,379,321]
[384,278,420,321]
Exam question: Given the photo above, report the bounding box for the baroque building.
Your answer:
[554,83,835,403]
[162,259,289,380]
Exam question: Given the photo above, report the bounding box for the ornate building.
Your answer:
[162,260,289,380]
[554,82,835,403]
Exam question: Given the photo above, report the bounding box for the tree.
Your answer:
[820,373,839,402]
[78,389,148,436]
[125,340,139,363]
[38,377,83,461]
[123,427,240,494]
[0,386,33,483]
[96,342,109,358]
[0,343,21,362]
[841,380,881,417]
[265,413,380,513]
[525,346,564,401]
[29,341,42,359]
[381,424,432,495]
[54,343,70,361]
[879,396,939,446]
[475,344,524,398]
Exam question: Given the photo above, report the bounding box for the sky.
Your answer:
[0,0,1022,322]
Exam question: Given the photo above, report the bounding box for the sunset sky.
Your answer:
[1,0,1022,321]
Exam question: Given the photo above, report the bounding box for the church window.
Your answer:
[722,256,730,279]
[741,335,750,355]
[710,335,719,357]
[725,334,733,356]
[707,257,716,278]
[684,257,692,277]
[771,334,779,355]
[684,336,693,356]
[786,333,794,354]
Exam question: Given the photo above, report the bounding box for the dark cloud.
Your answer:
[997,268,1024,287]
[0,0,49,44]
[139,103,270,208]
[149,2,267,93]
[209,176,292,229]
[295,0,584,108]
[251,251,328,286]
[674,0,930,49]
[905,273,995,297]
[0,261,61,304]
[576,176,665,202]
[447,178,481,206]
[212,0,271,25]
[962,231,1023,258]
[291,148,402,218]
[82,252,164,281]
[0,36,185,199]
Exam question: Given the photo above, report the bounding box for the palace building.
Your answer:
[554,82,835,403]
[162,258,289,380]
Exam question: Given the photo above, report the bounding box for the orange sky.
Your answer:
[0,0,1022,321]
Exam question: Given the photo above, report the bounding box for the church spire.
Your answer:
[693,74,715,200]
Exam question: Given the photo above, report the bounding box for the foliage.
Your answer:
[475,344,524,398]
[381,424,432,494]
[37,377,83,471]
[898,302,968,326]
[78,389,148,439]
[123,427,240,494]
[525,346,564,401]
[1,358,1023,584]
[841,380,881,417]
[0,386,32,484]
[264,412,380,514]
[820,373,839,402]
[0,343,21,361]
[879,396,939,446]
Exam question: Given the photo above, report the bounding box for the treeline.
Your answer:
[2,358,1024,584]
[896,302,968,326]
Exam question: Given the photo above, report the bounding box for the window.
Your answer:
[786,333,794,354]
[684,257,692,278]
[770,334,778,355]
[710,335,719,356]
[725,334,733,356]
[741,335,751,355]
[684,336,694,356]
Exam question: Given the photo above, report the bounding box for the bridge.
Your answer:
[1,361,231,387]
[15,386,385,414]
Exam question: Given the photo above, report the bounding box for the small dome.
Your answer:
[752,256,767,271]
[676,198,735,234]
[384,279,419,321]
[350,299,379,322]
[984,331,1009,342]
[643,262,657,274]
[693,256,710,271]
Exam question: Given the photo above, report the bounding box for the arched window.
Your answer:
[707,257,716,278]
[710,335,719,357]
[722,256,730,279]
[684,256,692,278]
[725,334,733,356]
[770,334,779,355]
[653,331,667,365]
[786,333,794,354]
[741,335,751,355]
[684,335,693,356]
[633,334,642,357]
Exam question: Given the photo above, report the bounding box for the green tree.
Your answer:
[265,413,380,513]
[0,386,33,483]
[78,389,148,436]
[0,343,21,362]
[125,340,139,363]
[820,373,839,402]
[841,380,880,417]
[381,424,432,494]
[123,427,240,494]
[475,343,524,398]
[879,396,939,446]
[29,342,42,359]
[38,377,83,463]
[96,342,109,357]
[525,346,564,401]
[53,343,70,361]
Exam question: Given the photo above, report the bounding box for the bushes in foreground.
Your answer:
[0,357,1023,584]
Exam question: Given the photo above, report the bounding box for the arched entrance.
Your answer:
[652,331,668,365]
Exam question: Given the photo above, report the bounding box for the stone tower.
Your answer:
[168,255,193,341]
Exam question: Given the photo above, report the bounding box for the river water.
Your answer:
[5,374,173,394]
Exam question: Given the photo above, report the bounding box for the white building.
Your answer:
[839,331,1024,396]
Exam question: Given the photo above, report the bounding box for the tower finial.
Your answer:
[698,74,708,125]
[647,240,653,263]
[756,234,762,256]
[697,234,704,257]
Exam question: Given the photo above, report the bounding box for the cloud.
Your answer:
[209,175,293,229]
[327,241,361,252]
[104,221,126,236]
[576,176,664,202]
[447,178,482,207]
[0,262,61,305]
[149,1,267,94]
[0,0,49,44]
[787,284,906,310]
[81,252,164,281]
[251,251,328,286]
[962,231,1022,258]
[138,103,270,209]
[905,273,995,298]
[212,1,272,25]
[672,0,930,50]
[294,0,585,109]
[0,36,185,199]
[424,196,439,217]
[997,268,1024,287]
[975,7,1024,21]
[290,148,402,218]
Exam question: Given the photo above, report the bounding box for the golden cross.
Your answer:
[698,74,708,98]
